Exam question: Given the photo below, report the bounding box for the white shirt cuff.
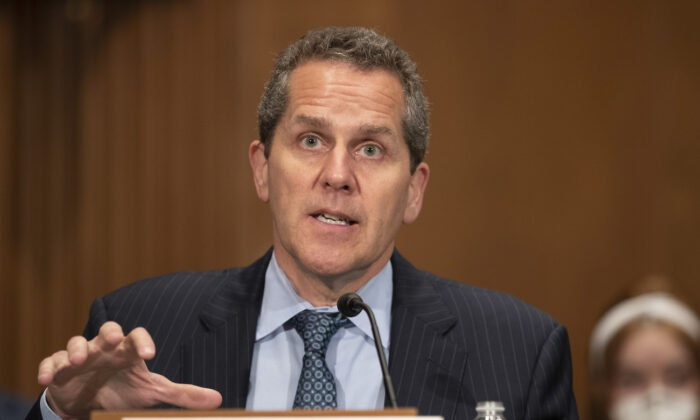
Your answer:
[39,389,63,420]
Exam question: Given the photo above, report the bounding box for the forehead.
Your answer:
[284,60,405,125]
[616,324,696,368]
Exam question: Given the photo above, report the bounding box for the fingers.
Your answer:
[95,321,125,350]
[37,351,68,385]
[38,335,86,385]
[37,322,155,387]
[125,327,156,360]
[66,336,89,365]
[96,323,155,360]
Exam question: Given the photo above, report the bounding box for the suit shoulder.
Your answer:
[432,274,559,331]
[93,267,249,334]
[400,267,562,352]
[391,250,561,337]
[90,250,272,334]
[102,267,241,307]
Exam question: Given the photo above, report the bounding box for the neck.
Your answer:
[273,246,394,307]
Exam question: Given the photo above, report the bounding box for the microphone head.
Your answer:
[337,292,364,317]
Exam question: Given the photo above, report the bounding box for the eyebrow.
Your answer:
[292,114,395,138]
[358,124,394,137]
[293,114,331,130]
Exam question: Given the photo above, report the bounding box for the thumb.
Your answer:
[156,376,223,410]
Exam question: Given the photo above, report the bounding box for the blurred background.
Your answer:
[1,0,698,418]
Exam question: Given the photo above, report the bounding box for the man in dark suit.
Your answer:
[30,27,578,419]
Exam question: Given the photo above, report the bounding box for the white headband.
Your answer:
[590,292,700,372]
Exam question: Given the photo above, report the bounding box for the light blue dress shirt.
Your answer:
[246,252,392,410]
[41,252,392,418]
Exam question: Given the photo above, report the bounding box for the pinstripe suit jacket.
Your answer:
[28,249,578,419]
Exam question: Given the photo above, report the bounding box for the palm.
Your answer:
[50,354,156,415]
[39,322,221,419]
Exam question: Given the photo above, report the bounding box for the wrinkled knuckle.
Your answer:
[51,350,67,359]
[153,381,176,403]
[38,357,52,370]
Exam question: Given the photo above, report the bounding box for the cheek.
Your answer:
[267,175,301,226]
[610,384,644,403]
[609,367,650,400]
[268,161,303,198]
[666,370,700,393]
[368,177,410,225]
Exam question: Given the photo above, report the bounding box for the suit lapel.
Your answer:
[179,248,467,413]
[389,250,467,418]
[181,250,272,408]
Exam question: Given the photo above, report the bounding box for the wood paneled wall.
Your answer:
[1,1,699,418]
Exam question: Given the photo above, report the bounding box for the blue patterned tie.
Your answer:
[291,310,347,409]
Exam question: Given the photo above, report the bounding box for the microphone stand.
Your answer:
[338,292,398,409]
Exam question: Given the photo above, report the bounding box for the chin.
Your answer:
[298,248,364,279]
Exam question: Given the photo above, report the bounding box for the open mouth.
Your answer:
[313,212,357,226]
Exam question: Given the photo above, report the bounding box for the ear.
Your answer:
[403,162,430,224]
[249,140,269,202]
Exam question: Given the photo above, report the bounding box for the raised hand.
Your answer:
[38,321,222,419]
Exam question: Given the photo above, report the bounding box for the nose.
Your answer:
[320,147,356,192]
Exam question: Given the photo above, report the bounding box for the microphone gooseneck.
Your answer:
[337,292,398,409]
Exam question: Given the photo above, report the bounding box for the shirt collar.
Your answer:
[256,251,393,348]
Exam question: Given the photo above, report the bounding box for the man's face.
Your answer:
[250,60,429,284]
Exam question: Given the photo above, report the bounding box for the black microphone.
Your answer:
[337,292,398,409]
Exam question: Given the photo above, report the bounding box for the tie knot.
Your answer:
[291,310,346,355]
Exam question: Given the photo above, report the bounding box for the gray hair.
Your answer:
[257,26,429,172]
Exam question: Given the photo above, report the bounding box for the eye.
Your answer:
[614,370,646,391]
[665,366,692,388]
[301,135,321,149]
[360,144,381,157]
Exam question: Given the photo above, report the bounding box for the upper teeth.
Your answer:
[317,213,349,225]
